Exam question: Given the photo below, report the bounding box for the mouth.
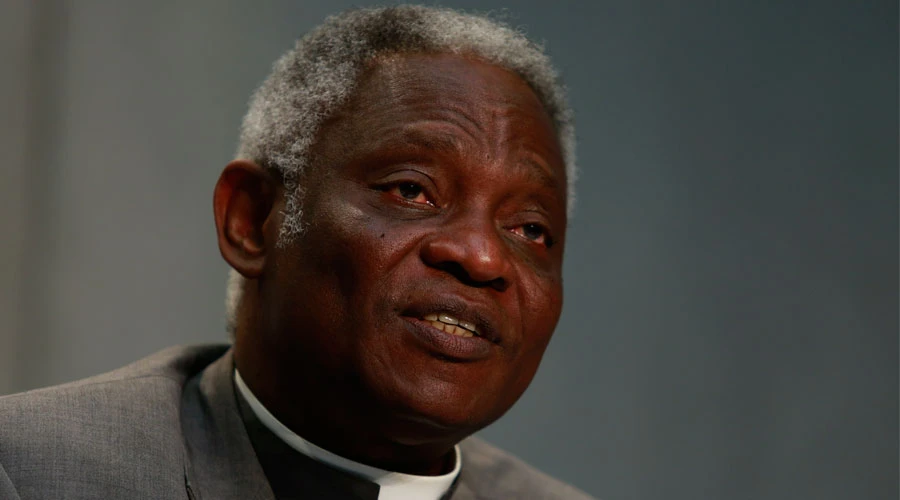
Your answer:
[421,313,480,338]
[400,300,502,361]
[402,301,501,345]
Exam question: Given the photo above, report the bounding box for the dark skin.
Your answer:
[213,53,567,476]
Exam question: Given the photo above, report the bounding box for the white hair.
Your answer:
[226,5,577,337]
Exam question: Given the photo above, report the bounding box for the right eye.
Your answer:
[384,182,432,206]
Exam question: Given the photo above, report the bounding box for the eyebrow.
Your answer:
[519,156,560,190]
[374,126,561,190]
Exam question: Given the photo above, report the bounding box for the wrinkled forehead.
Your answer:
[310,52,567,187]
[361,51,561,132]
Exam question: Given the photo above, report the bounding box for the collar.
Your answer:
[234,369,461,500]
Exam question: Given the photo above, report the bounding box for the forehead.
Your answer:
[364,52,544,106]
[311,52,566,190]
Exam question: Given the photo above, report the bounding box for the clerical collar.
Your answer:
[234,370,461,500]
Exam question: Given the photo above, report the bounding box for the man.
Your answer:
[0,6,592,499]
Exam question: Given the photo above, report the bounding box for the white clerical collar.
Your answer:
[234,370,461,500]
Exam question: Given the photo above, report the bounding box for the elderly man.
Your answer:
[0,6,592,499]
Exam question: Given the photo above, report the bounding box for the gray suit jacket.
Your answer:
[0,345,594,499]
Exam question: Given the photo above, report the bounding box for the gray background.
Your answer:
[1,1,896,499]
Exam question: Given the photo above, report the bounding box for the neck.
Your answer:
[234,341,462,476]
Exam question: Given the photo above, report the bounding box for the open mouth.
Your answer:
[401,305,497,361]
[422,313,480,338]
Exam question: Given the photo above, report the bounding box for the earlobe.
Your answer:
[213,160,279,278]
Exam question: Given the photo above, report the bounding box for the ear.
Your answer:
[213,160,279,278]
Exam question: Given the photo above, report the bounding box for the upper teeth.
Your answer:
[424,313,479,337]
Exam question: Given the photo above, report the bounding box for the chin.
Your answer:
[377,407,489,447]
[375,375,510,443]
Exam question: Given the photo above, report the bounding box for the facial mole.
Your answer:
[380,233,385,238]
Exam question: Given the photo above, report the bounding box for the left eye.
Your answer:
[386,182,431,205]
[512,223,552,247]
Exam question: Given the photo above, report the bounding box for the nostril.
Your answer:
[486,276,507,292]
[433,262,507,291]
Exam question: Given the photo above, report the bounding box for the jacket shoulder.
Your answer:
[10,343,228,392]
[0,344,229,499]
[459,436,596,499]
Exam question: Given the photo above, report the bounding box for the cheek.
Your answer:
[305,200,426,319]
[517,271,563,353]
[487,271,561,406]
[522,250,564,309]
[308,204,383,295]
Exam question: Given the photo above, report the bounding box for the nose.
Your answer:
[420,217,512,291]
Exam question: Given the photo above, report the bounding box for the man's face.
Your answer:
[252,53,567,442]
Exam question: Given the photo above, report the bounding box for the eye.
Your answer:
[384,182,432,206]
[512,223,553,248]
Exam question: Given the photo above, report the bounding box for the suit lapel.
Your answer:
[181,348,275,500]
[178,347,484,500]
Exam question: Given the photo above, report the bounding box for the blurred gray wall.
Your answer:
[1,1,896,499]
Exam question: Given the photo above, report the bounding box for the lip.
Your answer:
[401,297,503,346]
[402,316,494,361]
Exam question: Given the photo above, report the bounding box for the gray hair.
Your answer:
[226,5,577,337]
